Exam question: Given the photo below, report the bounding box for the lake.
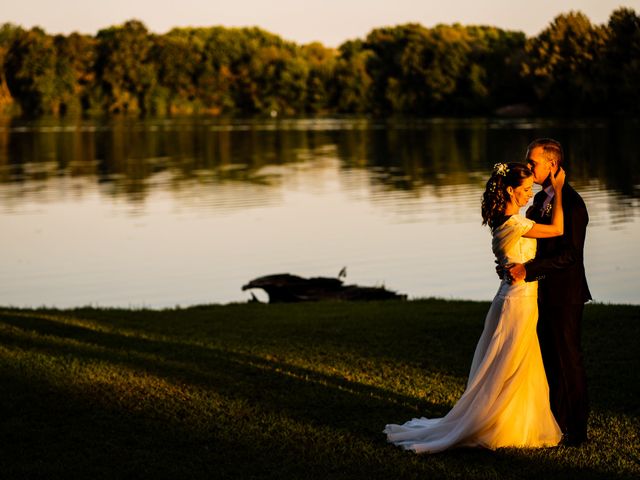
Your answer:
[1,116,638,307]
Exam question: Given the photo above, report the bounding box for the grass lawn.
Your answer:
[1,299,638,479]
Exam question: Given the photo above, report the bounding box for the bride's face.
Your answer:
[510,176,534,207]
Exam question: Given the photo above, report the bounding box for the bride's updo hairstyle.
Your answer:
[481,162,532,229]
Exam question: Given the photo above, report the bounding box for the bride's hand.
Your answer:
[550,167,565,193]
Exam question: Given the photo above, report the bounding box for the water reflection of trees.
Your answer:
[336,119,489,193]
[0,117,638,210]
[335,118,640,202]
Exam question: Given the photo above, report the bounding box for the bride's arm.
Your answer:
[505,169,565,283]
[523,168,565,239]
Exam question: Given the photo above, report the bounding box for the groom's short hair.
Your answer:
[527,138,564,167]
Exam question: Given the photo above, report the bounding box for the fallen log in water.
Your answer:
[242,273,406,303]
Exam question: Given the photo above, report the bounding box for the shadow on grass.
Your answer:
[0,310,637,480]
[0,310,443,434]
[67,300,490,379]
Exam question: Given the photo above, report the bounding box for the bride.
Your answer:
[384,162,565,453]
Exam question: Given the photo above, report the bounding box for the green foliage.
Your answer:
[0,23,22,113]
[52,33,96,115]
[4,27,57,115]
[603,8,640,114]
[463,26,528,111]
[521,12,608,114]
[334,40,373,113]
[302,42,338,114]
[0,8,639,117]
[0,300,638,479]
[247,41,309,115]
[95,20,158,114]
[518,7,640,115]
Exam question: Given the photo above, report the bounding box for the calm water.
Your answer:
[1,117,638,307]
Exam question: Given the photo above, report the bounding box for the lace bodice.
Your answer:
[492,214,537,266]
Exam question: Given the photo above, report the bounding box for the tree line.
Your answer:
[0,7,638,117]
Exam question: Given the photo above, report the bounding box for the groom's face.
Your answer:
[526,146,553,185]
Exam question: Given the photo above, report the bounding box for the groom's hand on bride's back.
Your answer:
[507,263,526,283]
[495,262,525,283]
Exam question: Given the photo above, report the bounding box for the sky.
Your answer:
[2,1,639,46]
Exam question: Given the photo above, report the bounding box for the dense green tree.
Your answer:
[228,28,309,114]
[333,40,373,113]
[302,42,337,113]
[95,20,157,113]
[603,7,640,113]
[402,24,473,113]
[0,9,638,117]
[4,27,57,115]
[462,26,528,112]
[521,11,608,114]
[69,33,98,112]
[52,33,97,115]
[363,24,418,114]
[197,28,239,113]
[153,29,205,113]
[249,43,308,115]
[0,23,21,114]
[361,23,524,114]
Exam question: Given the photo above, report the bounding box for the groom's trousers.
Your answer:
[537,303,589,442]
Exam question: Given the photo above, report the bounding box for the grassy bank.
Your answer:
[1,300,638,479]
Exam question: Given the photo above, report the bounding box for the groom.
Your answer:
[506,138,591,446]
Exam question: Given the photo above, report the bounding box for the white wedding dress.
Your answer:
[384,214,562,453]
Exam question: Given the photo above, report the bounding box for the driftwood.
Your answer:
[242,273,406,303]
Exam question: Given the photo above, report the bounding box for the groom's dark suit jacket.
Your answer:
[525,181,591,440]
[525,183,592,306]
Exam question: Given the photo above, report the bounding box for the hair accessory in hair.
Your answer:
[493,163,508,176]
